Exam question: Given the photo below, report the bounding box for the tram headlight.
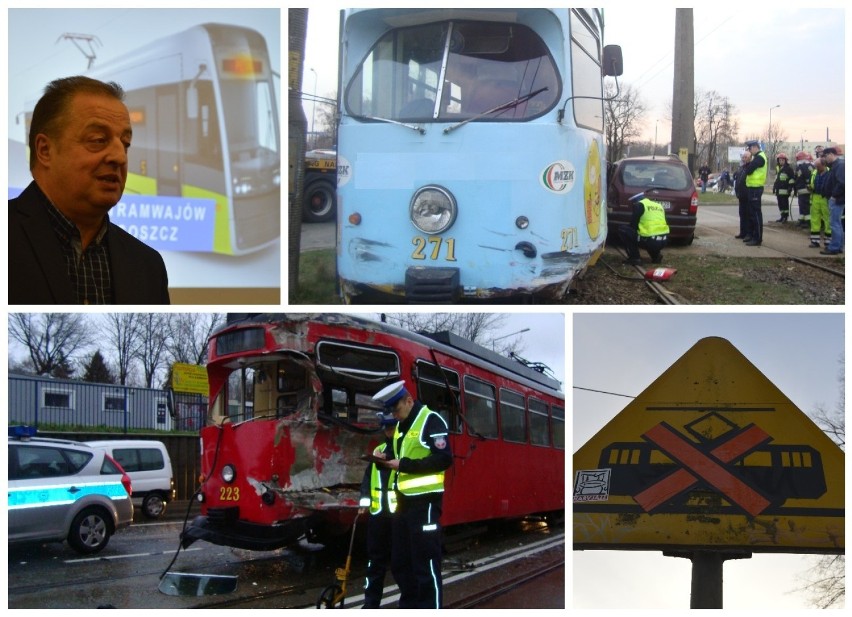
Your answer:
[221,464,236,483]
[410,185,457,234]
[233,179,253,195]
[515,216,530,230]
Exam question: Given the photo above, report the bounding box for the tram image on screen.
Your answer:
[14,21,280,257]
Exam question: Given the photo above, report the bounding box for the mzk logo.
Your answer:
[541,160,576,193]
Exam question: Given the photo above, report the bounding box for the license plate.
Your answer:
[659,201,672,210]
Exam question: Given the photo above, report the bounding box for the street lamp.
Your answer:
[654,120,659,156]
[768,104,780,139]
[768,104,780,160]
[309,68,318,147]
[492,328,530,351]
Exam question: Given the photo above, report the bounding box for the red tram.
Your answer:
[181,313,564,550]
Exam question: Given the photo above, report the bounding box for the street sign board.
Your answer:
[172,362,209,395]
[573,337,844,554]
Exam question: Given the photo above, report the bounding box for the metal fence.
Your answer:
[8,373,207,433]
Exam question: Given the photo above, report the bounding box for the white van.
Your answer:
[86,440,175,519]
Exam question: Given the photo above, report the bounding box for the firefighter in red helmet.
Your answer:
[794,151,815,232]
[773,152,796,222]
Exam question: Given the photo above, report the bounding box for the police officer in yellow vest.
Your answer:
[372,380,452,609]
[359,412,398,608]
[743,139,767,246]
[617,191,670,265]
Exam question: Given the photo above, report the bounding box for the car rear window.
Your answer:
[620,161,692,191]
[101,455,124,475]
[10,445,91,480]
[112,448,165,472]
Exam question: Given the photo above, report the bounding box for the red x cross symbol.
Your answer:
[633,422,772,517]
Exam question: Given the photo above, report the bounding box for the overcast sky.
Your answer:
[573,312,844,609]
[301,3,845,147]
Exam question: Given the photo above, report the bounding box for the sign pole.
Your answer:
[665,551,752,608]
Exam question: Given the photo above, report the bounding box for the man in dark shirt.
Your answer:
[9,76,170,304]
[820,147,845,255]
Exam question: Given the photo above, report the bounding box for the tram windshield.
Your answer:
[208,359,308,425]
[220,79,279,161]
[345,20,560,123]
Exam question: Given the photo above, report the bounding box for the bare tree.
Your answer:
[101,313,141,385]
[765,122,788,169]
[798,354,845,608]
[312,92,338,150]
[693,89,738,171]
[134,313,171,388]
[166,313,224,366]
[381,313,524,356]
[9,313,92,377]
[604,82,647,163]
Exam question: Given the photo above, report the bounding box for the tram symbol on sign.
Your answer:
[598,412,827,516]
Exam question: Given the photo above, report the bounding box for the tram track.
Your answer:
[591,217,844,305]
[444,553,564,608]
[194,531,565,609]
[698,221,845,279]
[600,248,689,305]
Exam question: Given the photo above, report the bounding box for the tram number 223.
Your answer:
[220,486,240,501]
[412,236,457,261]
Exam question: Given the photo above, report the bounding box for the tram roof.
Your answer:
[222,313,563,396]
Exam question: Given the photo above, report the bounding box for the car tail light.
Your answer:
[121,473,133,496]
[106,454,133,496]
[690,191,699,215]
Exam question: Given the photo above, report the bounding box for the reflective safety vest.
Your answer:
[392,406,446,497]
[637,199,670,238]
[746,151,768,188]
[368,443,396,515]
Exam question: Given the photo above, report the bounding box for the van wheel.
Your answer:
[68,508,112,554]
[142,493,167,519]
[303,178,336,223]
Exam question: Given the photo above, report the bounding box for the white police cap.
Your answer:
[372,380,409,409]
[629,192,646,202]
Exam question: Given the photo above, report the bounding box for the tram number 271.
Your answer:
[561,228,579,251]
[412,236,457,261]
[411,229,578,260]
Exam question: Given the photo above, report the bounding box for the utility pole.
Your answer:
[288,9,309,299]
[670,9,694,173]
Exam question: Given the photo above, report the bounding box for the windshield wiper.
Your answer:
[443,87,549,135]
[365,115,426,135]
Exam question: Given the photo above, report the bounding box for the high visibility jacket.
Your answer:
[368,443,396,515]
[637,199,670,238]
[774,163,795,196]
[809,168,829,210]
[392,406,446,497]
[746,151,768,188]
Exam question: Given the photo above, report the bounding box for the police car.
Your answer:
[8,427,134,554]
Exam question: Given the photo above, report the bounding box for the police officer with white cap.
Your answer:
[358,412,398,608]
[372,380,452,609]
[743,139,767,246]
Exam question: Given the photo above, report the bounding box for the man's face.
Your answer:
[38,92,132,219]
[391,395,413,421]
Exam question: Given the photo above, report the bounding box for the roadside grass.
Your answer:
[291,249,341,304]
[663,254,844,304]
[698,190,737,205]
